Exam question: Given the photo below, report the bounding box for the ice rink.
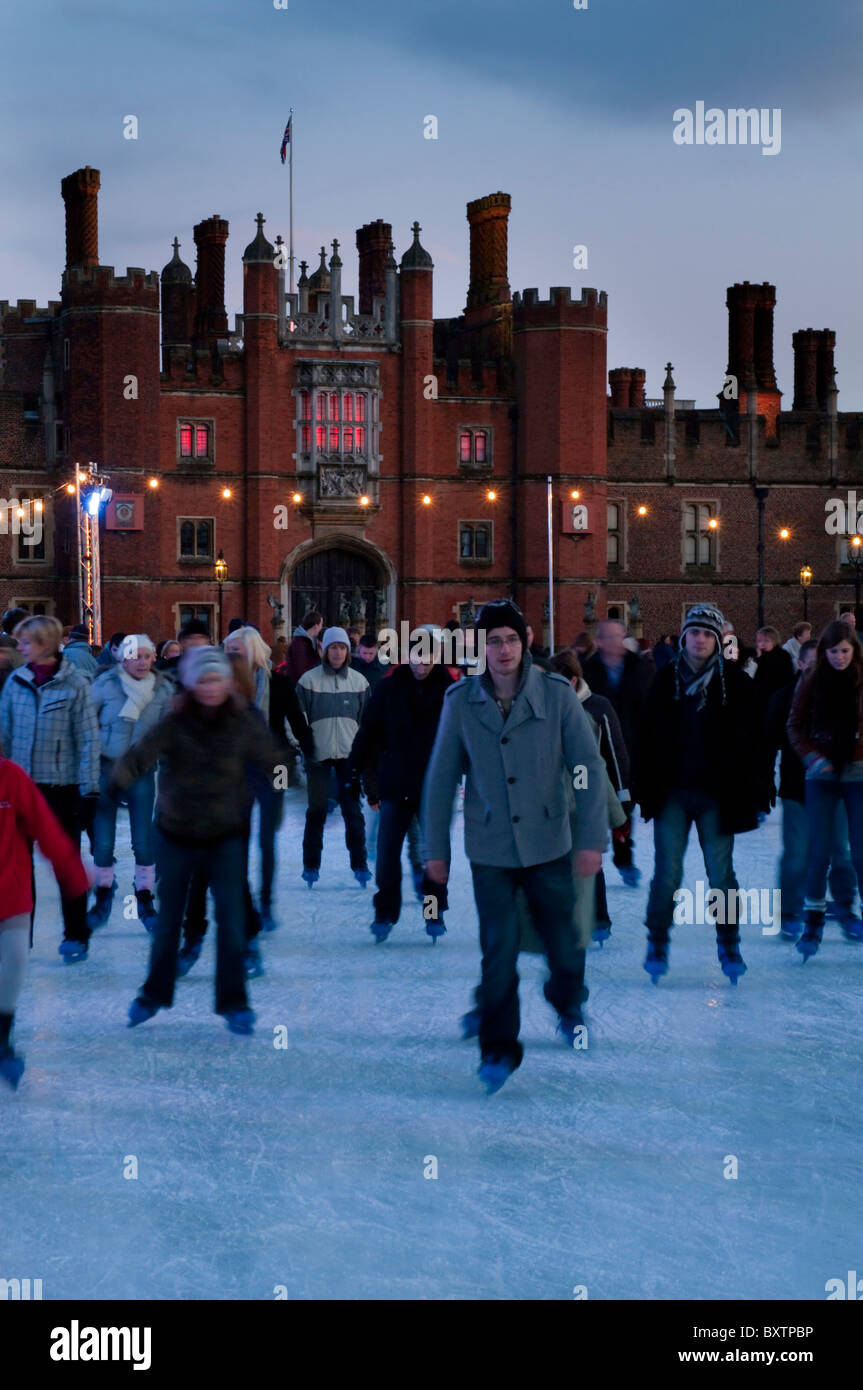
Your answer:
[2,788,861,1301]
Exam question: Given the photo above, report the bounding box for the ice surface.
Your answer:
[1,789,862,1300]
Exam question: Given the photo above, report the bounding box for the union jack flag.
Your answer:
[280,117,292,164]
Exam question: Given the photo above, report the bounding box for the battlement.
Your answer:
[61,265,159,300]
[0,299,61,325]
[513,286,607,327]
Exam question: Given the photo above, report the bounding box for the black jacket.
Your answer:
[581,690,631,801]
[634,659,771,835]
[582,650,653,756]
[350,653,387,694]
[269,670,314,758]
[350,662,454,804]
[766,678,804,804]
[752,646,795,719]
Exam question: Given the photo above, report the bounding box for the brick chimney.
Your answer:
[629,368,646,408]
[792,329,819,410]
[61,166,101,270]
[816,329,836,411]
[727,281,781,434]
[193,215,229,342]
[356,219,392,315]
[465,192,511,313]
[608,368,633,407]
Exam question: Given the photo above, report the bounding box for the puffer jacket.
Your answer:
[90,666,175,760]
[296,660,369,762]
[0,654,100,794]
[111,698,281,843]
[61,638,98,679]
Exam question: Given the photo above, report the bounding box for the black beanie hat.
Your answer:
[475,598,528,649]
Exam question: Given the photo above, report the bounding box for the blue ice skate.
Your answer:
[717,938,747,984]
[370,918,394,943]
[176,940,202,978]
[618,864,641,888]
[58,938,89,963]
[354,868,372,888]
[557,1009,586,1048]
[128,998,159,1028]
[643,940,668,982]
[425,914,446,944]
[86,879,117,932]
[592,922,611,947]
[797,913,824,961]
[244,942,265,978]
[779,917,801,942]
[478,1057,516,1095]
[224,1008,256,1035]
[0,1046,25,1090]
[301,869,319,888]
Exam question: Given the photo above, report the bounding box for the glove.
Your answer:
[612,818,631,845]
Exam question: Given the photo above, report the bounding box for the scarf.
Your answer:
[575,677,592,703]
[810,663,859,773]
[674,649,725,709]
[118,667,156,721]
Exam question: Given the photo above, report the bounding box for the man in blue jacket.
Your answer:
[422,599,608,1094]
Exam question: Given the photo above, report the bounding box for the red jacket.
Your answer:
[0,758,89,919]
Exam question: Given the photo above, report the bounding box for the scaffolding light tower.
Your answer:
[74,463,111,647]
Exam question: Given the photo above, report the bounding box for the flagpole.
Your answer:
[289,107,295,297]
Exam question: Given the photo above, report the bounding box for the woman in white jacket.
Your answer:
[88,635,173,930]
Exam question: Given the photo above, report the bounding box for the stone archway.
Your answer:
[281,534,396,635]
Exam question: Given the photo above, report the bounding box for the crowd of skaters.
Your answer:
[0,592,862,1095]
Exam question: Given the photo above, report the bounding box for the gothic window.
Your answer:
[178,420,213,461]
[458,427,492,469]
[178,517,214,560]
[607,501,622,566]
[302,391,372,459]
[459,521,492,562]
[683,503,717,567]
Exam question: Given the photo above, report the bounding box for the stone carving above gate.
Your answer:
[319,464,366,499]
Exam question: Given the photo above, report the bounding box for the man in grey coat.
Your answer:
[422,599,608,1094]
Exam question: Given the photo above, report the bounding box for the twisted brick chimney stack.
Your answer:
[466,192,511,313]
[726,281,781,434]
[356,219,392,315]
[61,165,100,270]
[193,215,229,343]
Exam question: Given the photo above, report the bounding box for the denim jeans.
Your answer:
[803,769,863,912]
[470,853,585,1069]
[303,759,366,871]
[373,798,448,924]
[781,798,856,920]
[141,828,249,1014]
[645,789,738,943]
[363,798,380,862]
[92,756,156,869]
[256,781,283,910]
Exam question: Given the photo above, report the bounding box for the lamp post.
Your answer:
[849,536,863,629]
[214,550,228,641]
[754,485,769,629]
[799,564,812,623]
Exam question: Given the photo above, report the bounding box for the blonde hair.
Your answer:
[223,625,271,673]
[14,615,63,653]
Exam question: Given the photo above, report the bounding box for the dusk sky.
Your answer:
[2,0,862,405]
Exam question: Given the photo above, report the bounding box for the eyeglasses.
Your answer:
[485,635,522,649]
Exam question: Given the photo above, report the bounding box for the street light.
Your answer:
[214,550,228,641]
[799,564,812,622]
[848,535,863,628]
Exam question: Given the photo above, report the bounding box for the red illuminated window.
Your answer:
[179,421,211,459]
[459,431,472,463]
[355,426,366,455]
[302,425,311,454]
[355,395,366,422]
[458,427,492,468]
[316,425,325,451]
[316,394,325,421]
[180,425,193,457]
[343,427,353,452]
[196,425,209,456]
[343,395,354,422]
[474,431,487,463]
[329,425,339,453]
[328,393,339,421]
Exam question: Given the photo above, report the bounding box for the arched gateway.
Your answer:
[281,537,395,634]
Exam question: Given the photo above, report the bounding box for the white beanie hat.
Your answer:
[120,634,155,660]
[179,645,232,690]
[322,626,350,654]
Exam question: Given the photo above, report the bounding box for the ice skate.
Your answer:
[86,880,116,932]
[643,940,668,982]
[557,1008,586,1048]
[301,868,319,889]
[425,913,446,943]
[370,918,394,943]
[478,1056,516,1095]
[353,867,372,888]
[797,911,824,961]
[224,1008,256,1035]
[58,938,89,963]
[717,937,747,984]
[618,864,641,888]
[244,941,265,978]
[0,1045,25,1091]
[128,998,159,1027]
[135,889,158,932]
[175,940,202,978]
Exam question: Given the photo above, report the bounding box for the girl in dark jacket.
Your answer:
[111,647,280,1034]
[787,620,863,959]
